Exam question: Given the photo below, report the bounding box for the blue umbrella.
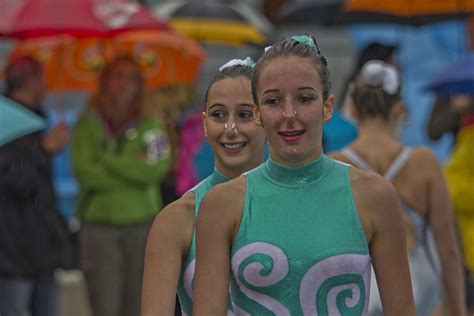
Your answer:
[426,54,474,97]
[0,95,46,146]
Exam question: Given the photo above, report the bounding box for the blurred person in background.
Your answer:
[442,94,474,315]
[427,96,463,142]
[331,61,466,316]
[72,55,171,316]
[323,42,399,153]
[0,56,71,316]
[141,58,266,316]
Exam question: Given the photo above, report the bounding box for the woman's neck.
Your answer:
[216,159,265,180]
[357,119,397,145]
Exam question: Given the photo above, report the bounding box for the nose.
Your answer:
[281,100,297,122]
[224,120,239,138]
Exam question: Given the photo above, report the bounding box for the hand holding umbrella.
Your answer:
[42,122,70,154]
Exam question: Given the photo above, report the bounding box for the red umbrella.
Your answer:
[1,0,200,91]
[0,0,169,39]
[93,0,169,36]
[0,0,26,35]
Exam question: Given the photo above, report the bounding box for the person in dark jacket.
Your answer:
[0,56,71,316]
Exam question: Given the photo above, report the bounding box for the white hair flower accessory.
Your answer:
[218,57,255,72]
[360,60,400,95]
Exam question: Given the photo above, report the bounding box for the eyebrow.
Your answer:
[262,89,279,95]
[208,103,224,111]
[208,103,252,110]
[262,87,318,95]
[298,87,317,92]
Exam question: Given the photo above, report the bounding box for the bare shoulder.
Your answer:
[155,191,196,226]
[147,192,196,255]
[350,167,399,207]
[348,167,402,237]
[349,168,396,197]
[199,176,247,238]
[399,146,442,186]
[201,176,247,207]
[409,146,441,170]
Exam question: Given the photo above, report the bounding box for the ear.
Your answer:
[253,105,264,127]
[390,100,406,121]
[201,111,208,136]
[323,95,335,123]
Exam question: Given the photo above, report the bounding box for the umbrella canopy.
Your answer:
[0,0,169,39]
[427,54,474,97]
[0,0,26,35]
[8,31,206,91]
[152,1,272,46]
[0,95,46,146]
[342,0,474,25]
[276,0,344,25]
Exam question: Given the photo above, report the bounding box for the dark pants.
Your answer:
[0,273,58,316]
[80,221,152,316]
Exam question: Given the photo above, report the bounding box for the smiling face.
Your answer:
[203,76,266,177]
[255,56,334,166]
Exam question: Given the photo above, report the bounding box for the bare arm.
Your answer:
[423,149,466,315]
[352,170,416,316]
[193,180,245,315]
[141,194,195,316]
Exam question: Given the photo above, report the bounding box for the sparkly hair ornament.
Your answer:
[218,57,256,72]
[290,35,317,50]
[291,34,327,66]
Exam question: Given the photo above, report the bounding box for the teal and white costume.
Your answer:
[231,154,371,315]
[176,169,233,316]
[341,147,442,316]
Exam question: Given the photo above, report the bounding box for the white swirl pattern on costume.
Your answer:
[299,254,371,315]
[231,242,291,315]
[183,259,195,299]
[184,259,234,315]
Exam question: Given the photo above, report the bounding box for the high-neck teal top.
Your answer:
[176,169,229,316]
[230,154,371,315]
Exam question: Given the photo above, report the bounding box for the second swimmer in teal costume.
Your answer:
[194,35,416,315]
[141,58,266,315]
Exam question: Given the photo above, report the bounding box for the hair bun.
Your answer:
[360,60,400,95]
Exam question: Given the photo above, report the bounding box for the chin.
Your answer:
[280,149,318,166]
[220,155,251,171]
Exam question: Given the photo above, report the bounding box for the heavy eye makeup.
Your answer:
[260,96,281,107]
[207,104,227,121]
[296,94,317,104]
[237,105,254,121]
[208,104,254,122]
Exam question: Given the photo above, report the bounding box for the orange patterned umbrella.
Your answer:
[9,30,206,91]
[343,0,474,25]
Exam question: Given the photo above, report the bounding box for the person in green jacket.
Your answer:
[72,56,171,316]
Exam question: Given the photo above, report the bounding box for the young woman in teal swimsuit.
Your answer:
[193,35,416,315]
[141,58,266,316]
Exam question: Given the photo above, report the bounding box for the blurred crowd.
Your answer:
[0,1,473,316]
